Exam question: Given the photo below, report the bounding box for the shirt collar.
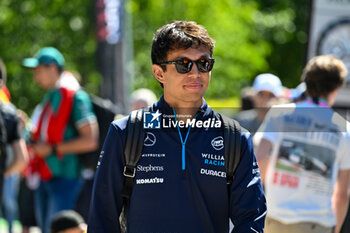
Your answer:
[153,95,211,119]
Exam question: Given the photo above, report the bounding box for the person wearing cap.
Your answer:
[51,210,87,233]
[0,58,29,233]
[290,82,307,103]
[255,55,350,233]
[236,73,283,135]
[129,88,157,111]
[22,47,98,233]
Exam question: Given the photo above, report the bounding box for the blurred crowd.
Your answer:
[0,45,350,233]
[0,48,157,233]
[234,57,350,233]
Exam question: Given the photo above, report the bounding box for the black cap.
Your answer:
[50,210,84,233]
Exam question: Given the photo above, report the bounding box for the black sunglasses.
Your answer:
[159,57,215,74]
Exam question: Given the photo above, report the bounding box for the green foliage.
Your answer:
[256,0,309,88]
[129,0,309,97]
[128,0,271,98]
[0,0,100,114]
[0,0,309,114]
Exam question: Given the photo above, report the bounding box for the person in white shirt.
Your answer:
[255,55,350,233]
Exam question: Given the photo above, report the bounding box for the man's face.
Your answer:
[153,46,211,108]
[255,90,276,108]
[33,64,57,89]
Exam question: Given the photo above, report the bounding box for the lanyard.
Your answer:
[306,97,329,108]
[172,108,198,170]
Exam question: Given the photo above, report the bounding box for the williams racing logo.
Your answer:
[143,110,222,129]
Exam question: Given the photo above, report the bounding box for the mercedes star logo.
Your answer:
[144,132,156,146]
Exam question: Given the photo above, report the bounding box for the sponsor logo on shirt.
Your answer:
[136,177,164,184]
[200,168,226,178]
[211,136,224,150]
[202,153,225,166]
[97,150,104,168]
[247,162,262,188]
[144,132,156,146]
[137,164,164,173]
[141,153,166,158]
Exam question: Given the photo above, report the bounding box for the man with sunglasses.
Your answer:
[88,20,266,233]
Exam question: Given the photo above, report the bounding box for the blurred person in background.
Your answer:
[235,73,283,135]
[129,88,157,111]
[50,210,86,233]
[290,82,307,103]
[22,47,98,233]
[18,108,38,233]
[71,71,118,222]
[341,187,350,233]
[239,86,256,112]
[114,87,157,120]
[0,58,29,233]
[255,55,350,233]
[0,85,11,104]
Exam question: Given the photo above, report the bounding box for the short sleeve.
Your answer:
[255,107,283,144]
[71,90,96,128]
[338,132,350,170]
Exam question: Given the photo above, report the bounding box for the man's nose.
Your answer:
[188,62,200,75]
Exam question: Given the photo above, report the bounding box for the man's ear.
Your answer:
[152,64,165,85]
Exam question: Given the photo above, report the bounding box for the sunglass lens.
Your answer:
[197,58,213,72]
[175,59,193,74]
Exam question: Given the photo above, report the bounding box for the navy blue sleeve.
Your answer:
[87,119,127,233]
[229,132,267,233]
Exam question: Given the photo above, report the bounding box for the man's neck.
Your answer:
[164,97,203,121]
[320,89,338,107]
[173,107,199,121]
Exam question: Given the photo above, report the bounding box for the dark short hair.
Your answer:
[302,55,348,98]
[50,210,84,233]
[151,20,215,66]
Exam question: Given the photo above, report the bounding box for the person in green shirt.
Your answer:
[23,47,98,233]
